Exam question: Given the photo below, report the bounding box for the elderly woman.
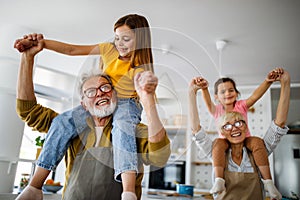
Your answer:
[188,70,290,200]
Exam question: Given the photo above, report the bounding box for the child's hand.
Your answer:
[134,71,158,96]
[266,67,284,82]
[189,77,208,93]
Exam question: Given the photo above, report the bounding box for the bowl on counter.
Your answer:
[176,184,194,197]
[42,185,63,193]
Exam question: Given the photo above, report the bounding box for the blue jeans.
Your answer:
[36,98,142,183]
[36,105,90,170]
[112,98,142,181]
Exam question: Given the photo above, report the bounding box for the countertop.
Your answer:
[0,193,211,200]
[0,189,213,200]
[0,193,61,200]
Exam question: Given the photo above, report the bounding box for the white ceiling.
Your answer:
[1,0,300,93]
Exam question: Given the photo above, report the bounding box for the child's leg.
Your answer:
[112,98,141,200]
[17,106,89,200]
[245,136,282,199]
[210,138,229,194]
[212,138,229,178]
[121,172,137,200]
[30,167,51,189]
[37,105,88,171]
[244,136,271,179]
[16,167,50,200]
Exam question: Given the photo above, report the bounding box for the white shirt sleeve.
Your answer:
[263,120,289,155]
[192,128,213,159]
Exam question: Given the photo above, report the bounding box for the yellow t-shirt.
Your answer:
[99,43,144,98]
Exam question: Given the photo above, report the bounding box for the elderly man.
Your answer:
[15,37,170,200]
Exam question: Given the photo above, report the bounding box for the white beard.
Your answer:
[89,101,117,118]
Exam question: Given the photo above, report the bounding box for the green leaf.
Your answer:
[35,136,45,147]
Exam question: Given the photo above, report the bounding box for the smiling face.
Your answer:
[114,25,136,58]
[215,81,238,107]
[81,76,117,118]
[219,112,248,144]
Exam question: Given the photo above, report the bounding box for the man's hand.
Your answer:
[134,71,158,99]
[14,33,44,54]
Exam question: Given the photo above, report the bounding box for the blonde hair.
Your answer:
[217,111,246,131]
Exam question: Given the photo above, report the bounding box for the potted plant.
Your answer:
[35,136,45,159]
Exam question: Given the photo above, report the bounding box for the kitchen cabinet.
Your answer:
[166,125,187,159]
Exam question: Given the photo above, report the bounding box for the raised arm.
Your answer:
[134,71,165,143]
[263,70,290,154]
[16,34,58,133]
[246,67,283,108]
[192,77,216,115]
[134,71,171,167]
[188,78,213,157]
[17,34,44,100]
[14,33,100,55]
[189,78,202,134]
[274,70,290,128]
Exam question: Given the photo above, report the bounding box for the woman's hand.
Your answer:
[265,67,284,82]
[189,77,208,94]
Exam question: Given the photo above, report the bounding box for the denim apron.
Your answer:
[216,151,263,200]
[63,132,123,200]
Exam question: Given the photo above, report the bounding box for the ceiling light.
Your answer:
[216,40,227,51]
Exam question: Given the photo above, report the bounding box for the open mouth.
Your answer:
[118,47,128,53]
[231,132,241,137]
[96,98,109,106]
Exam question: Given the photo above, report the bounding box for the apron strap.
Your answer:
[78,126,94,153]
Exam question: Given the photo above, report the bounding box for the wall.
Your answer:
[271,86,300,125]
[0,59,26,192]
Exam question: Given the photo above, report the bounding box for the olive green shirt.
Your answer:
[16,99,171,199]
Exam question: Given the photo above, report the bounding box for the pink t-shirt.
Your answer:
[213,99,251,138]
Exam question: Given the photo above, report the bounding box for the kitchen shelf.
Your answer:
[206,131,217,134]
[165,125,187,135]
[192,161,212,165]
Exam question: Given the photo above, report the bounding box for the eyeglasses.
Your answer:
[222,120,245,131]
[84,83,112,98]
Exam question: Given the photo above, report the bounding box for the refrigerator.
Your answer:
[273,131,300,198]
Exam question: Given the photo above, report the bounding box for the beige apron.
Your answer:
[63,146,123,200]
[216,151,263,200]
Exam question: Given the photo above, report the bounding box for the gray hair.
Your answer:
[77,67,113,99]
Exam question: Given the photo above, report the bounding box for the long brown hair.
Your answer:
[114,14,154,72]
